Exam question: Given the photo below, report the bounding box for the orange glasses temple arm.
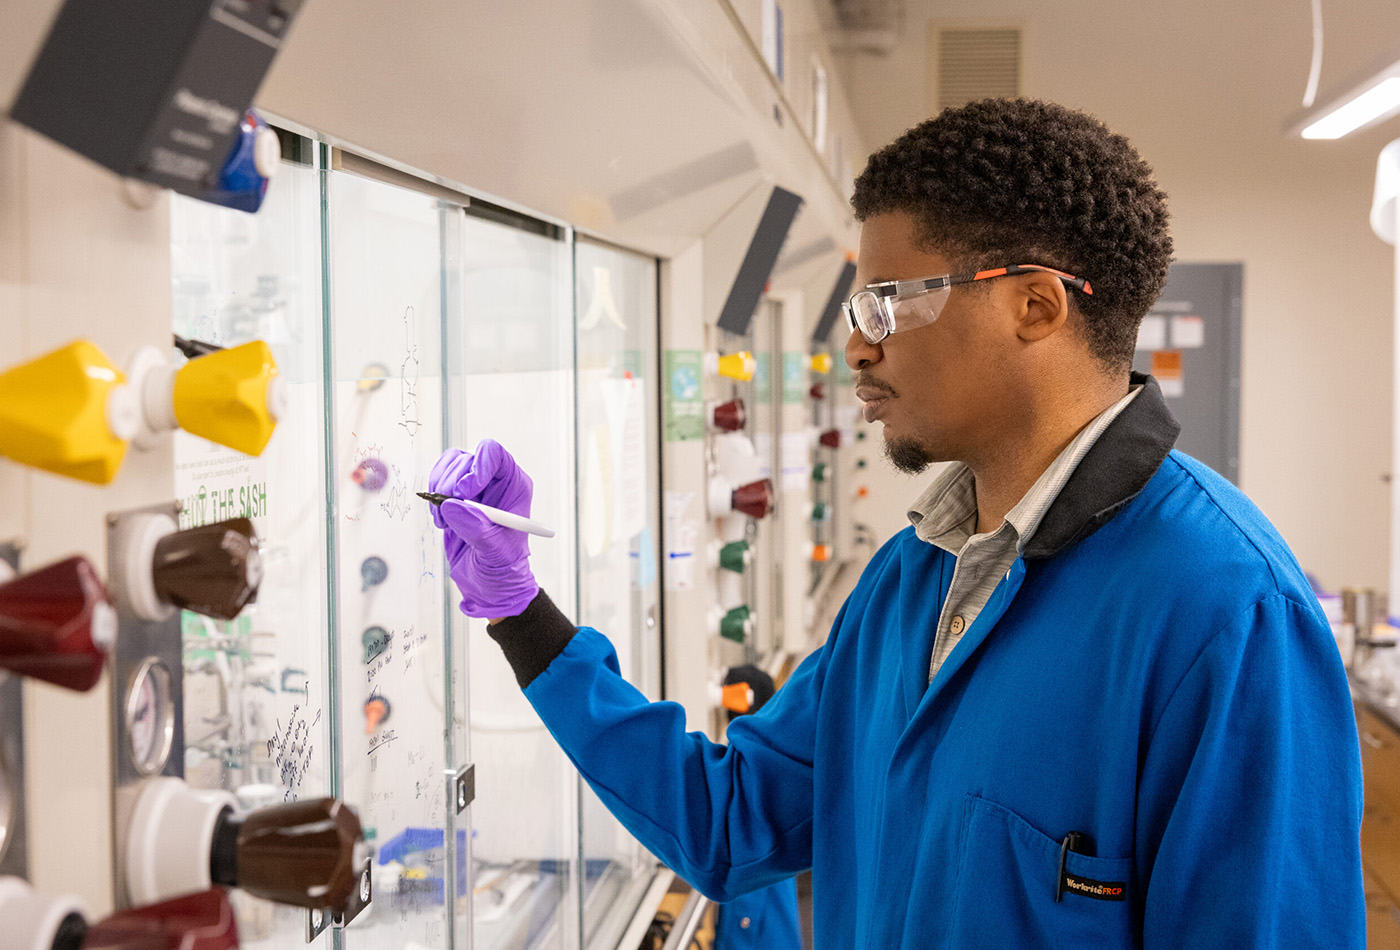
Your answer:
[972,265,1094,296]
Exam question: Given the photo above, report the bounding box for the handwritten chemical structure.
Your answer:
[399,305,422,437]
[379,464,411,520]
[420,531,437,584]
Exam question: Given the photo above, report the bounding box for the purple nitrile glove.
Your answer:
[428,440,539,618]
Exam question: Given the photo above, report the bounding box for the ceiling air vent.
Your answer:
[932,27,1022,112]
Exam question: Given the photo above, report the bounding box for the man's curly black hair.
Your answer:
[852,98,1172,370]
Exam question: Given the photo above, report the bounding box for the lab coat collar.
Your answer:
[1021,373,1181,561]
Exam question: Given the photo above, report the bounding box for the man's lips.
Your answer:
[855,385,893,422]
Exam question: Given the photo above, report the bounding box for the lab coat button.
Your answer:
[950,615,966,634]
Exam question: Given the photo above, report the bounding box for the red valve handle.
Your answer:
[712,399,747,432]
[81,889,239,950]
[731,479,775,520]
[0,556,114,691]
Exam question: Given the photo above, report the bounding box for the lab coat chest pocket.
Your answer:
[947,795,1135,950]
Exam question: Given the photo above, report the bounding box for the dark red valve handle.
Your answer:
[152,518,262,621]
[79,889,239,950]
[712,399,747,432]
[0,556,113,691]
[210,797,363,909]
[731,479,775,520]
[809,384,826,400]
[819,429,842,449]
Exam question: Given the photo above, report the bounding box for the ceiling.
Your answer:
[831,0,1400,185]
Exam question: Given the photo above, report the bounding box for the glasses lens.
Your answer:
[851,292,890,343]
[888,285,952,333]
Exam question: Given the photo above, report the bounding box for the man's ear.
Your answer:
[1014,272,1070,343]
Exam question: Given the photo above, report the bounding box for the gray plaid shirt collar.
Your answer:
[907,386,1143,557]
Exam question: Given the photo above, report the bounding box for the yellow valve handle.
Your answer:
[173,341,281,456]
[716,351,756,382]
[0,340,131,484]
[808,353,834,374]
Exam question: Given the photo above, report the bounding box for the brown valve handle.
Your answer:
[0,556,115,691]
[209,798,362,909]
[77,889,239,950]
[152,518,262,621]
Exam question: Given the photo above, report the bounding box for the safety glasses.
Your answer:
[842,264,1094,345]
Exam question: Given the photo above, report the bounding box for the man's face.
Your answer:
[845,211,1022,474]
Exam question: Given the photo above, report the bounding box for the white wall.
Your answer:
[833,0,1400,591]
[0,121,174,915]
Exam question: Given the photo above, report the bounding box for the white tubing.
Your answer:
[124,777,236,906]
[707,476,734,518]
[0,876,86,950]
[125,346,177,451]
[117,513,178,623]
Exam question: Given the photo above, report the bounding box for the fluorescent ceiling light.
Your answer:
[1302,76,1400,139]
[1289,56,1400,140]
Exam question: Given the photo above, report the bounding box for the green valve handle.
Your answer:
[719,540,751,573]
[811,502,829,522]
[720,605,752,643]
[856,458,868,469]
[812,462,829,483]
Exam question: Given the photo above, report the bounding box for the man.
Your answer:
[431,99,1364,948]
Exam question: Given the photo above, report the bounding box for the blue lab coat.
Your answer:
[714,879,803,949]
[489,376,1364,948]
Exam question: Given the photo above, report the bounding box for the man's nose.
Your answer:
[845,329,882,370]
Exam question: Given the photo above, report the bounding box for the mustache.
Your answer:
[855,372,898,399]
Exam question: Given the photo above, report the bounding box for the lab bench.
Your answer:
[1349,679,1400,946]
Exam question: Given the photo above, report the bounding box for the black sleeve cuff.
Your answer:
[487,589,577,688]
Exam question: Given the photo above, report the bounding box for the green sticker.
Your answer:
[663,350,704,442]
[782,352,805,404]
[754,353,771,400]
[835,357,853,386]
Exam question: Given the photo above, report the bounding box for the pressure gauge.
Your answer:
[125,658,174,776]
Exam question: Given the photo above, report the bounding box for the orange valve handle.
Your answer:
[720,682,755,714]
[364,696,391,734]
